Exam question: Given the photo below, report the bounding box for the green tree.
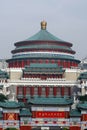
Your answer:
[79,95,87,101]
[63,128,69,130]
[0,94,8,102]
[5,128,18,130]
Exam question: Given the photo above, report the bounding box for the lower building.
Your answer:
[0,63,85,130]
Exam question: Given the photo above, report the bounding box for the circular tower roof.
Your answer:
[7,21,80,66]
[25,20,64,42]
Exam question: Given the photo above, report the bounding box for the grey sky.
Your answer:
[0,0,87,60]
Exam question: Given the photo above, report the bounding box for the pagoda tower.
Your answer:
[5,21,81,130]
[7,21,80,69]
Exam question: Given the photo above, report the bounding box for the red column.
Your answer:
[45,60,49,63]
[30,86,34,96]
[75,62,77,67]
[13,61,15,68]
[15,113,19,120]
[46,87,49,97]
[24,60,26,66]
[63,61,66,68]
[15,61,17,68]
[65,61,68,68]
[51,60,55,63]
[14,61,16,68]
[68,61,71,68]
[63,61,65,67]
[22,60,24,68]
[65,111,69,118]
[22,87,26,102]
[38,87,42,96]
[82,114,87,121]
[10,62,12,68]
[71,61,74,66]
[27,60,30,66]
[61,87,64,96]
[32,111,36,118]
[3,113,7,120]
[58,60,60,66]
[59,74,62,78]
[39,59,43,63]
[19,61,21,68]
[69,87,71,96]
[17,60,19,67]
[53,87,57,97]
[15,61,17,67]
[11,61,13,67]
[24,87,26,96]
[9,62,10,68]
[12,62,14,67]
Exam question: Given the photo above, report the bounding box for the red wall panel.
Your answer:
[70,126,80,130]
[53,87,57,96]
[20,126,31,130]
[32,111,67,118]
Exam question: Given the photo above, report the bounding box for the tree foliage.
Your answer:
[5,128,18,130]
[0,93,8,102]
[79,95,87,101]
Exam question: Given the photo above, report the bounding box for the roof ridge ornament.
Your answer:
[41,20,47,30]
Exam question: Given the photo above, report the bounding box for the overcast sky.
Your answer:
[0,0,87,60]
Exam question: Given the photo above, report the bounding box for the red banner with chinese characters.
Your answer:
[32,111,67,118]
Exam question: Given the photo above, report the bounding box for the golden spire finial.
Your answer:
[41,21,47,30]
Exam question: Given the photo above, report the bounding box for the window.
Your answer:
[26,87,30,95]
[64,87,69,96]
[18,87,23,95]
[56,87,61,96]
[24,120,28,124]
[49,87,53,96]
[34,87,38,95]
[42,87,46,96]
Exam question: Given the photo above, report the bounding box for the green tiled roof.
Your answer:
[0,70,9,79]
[12,53,74,60]
[20,108,32,116]
[70,109,81,117]
[16,44,71,51]
[28,97,73,105]
[24,63,65,73]
[0,101,25,108]
[78,72,87,80]
[26,29,64,42]
[29,63,58,68]
[77,101,87,109]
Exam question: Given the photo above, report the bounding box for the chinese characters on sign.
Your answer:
[35,111,66,118]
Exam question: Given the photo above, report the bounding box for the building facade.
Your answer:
[0,21,87,130]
